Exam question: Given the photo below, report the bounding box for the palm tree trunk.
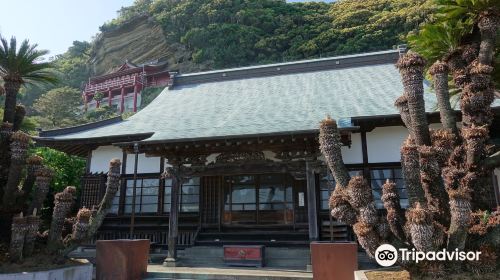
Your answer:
[22,156,43,202]
[48,187,75,247]
[381,180,406,241]
[2,132,30,208]
[62,159,121,257]
[3,79,21,124]
[396,53,431,146]
[477,11,498,65]
[13,105,26,132]
[429,61,459,137]
[0,122,13,203]
[318,117,351,188]
[394,95,414,138]
[28,167,53,215]
[418,145,450,226]
[401,138,426,206]
[9,214,27,262]
[447,11,499,252]
[23,215,40,257]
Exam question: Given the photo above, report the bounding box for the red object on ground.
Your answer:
[96,239,150,280]
[310,242,358,280]
[223,245,265,267]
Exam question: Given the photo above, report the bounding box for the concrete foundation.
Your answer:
[0,263,92,280]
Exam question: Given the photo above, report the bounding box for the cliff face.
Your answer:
[90,16,206,76]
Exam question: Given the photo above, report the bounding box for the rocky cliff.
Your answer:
[89,16,206,76]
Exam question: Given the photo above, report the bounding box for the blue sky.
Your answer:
[0,0,134,58]
[0,0,333,58]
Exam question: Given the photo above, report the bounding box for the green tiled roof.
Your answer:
[37,50,500,143]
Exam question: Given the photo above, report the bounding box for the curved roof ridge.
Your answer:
[173,49,400,86]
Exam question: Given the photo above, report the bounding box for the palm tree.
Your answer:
[0,35,58,124]
[396,52,431,146]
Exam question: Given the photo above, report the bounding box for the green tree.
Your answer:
[409,0,500,88]
[32,147,85,195]
[16,40,90,112]
[142,0,431,68]
[0,35,58,124]
[33,87,82,129]
[83,106,118,123]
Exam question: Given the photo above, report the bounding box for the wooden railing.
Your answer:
[85,74,141,93]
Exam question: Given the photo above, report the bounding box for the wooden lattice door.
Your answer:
[80,174,107,208]
[200,176,223,227]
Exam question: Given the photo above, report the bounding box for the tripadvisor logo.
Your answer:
[375,244,398,267]
[375,244,482,267]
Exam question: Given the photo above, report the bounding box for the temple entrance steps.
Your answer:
[145,265,313,280]
[194,229,310,247]
[177,246,311,269]
[319,220,352,242]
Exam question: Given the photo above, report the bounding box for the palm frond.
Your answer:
[22,70,59,86]
[408,20,467,62]
[0,34,57,86]
[409,0,495,63]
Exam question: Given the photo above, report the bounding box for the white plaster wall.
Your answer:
[90,146,123,173]
[365,123,463,163]
[341,132,363,164]
[366,126,409,163]
[126,153,161,174]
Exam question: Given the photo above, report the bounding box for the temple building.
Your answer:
[83,60,173,113]
[36,49,500,267]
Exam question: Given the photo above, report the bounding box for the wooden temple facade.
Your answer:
[83,60,173,113]
[37,49,500,262]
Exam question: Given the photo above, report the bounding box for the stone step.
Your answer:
[264,248,310,259]
[146,265,312,280]
[195,240,310,247]
[181,247,310,260]
[198,231,308,240]
[179,247,310,269]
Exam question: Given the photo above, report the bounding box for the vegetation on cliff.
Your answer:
[101,0,432,69]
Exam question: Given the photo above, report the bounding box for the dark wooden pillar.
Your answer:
[133,82,139,112]
[361,131,370,178]
[83,92,88,107]
[108,89,112,107]
[164,164,181,266]
[118,151,128,216]
[120,86,125,113]
[85,149,92,174]
[306,161,319,241]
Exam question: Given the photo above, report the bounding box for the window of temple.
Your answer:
[124,178,160,214]
[225,175,256,211]
[222,174,294,224]
[320,167,408,210]
[370,167,407,208]
[319,170,362,210]
[164,177,200,213]
[110,192,120,214]
[258,174,293,211]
